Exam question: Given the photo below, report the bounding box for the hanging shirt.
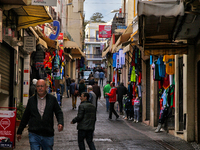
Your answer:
[152,61,161,81]
[112,53,117,68]
[163,73,170,89]
[161,89,168,107]
[156,56,165,77]
[131,66,136,82]
[150,55,153,65]
[119,49,125,66]
[131,51,135,66]
[163,55,175,75]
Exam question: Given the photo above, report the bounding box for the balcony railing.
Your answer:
[86,54,102,58]
[85,37,106,43]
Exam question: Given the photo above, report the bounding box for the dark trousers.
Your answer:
[109,102,119,119]
[118,99,123,113]
[99,78,103,86]
[78,130,96,150]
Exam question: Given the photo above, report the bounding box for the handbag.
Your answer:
[74,84,79,96]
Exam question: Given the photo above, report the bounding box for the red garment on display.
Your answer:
[131,51,135,66]
[138,72,142,85]
[158,81,162,89]
[163,73,170,89]
[132,82,136,97]
[160,98,163,109]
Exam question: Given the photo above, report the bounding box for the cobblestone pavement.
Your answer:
[13,83,200,150]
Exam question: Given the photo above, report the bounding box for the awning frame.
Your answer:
[138,0,188,56]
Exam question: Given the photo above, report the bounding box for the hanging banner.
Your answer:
[0,108,16,148]
[31,0,57,6]
[99,25,111,38]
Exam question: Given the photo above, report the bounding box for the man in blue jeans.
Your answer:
[17,79,64,150]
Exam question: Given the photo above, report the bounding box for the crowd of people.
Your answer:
[20,73,141,150]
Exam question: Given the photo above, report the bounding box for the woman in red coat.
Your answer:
[106,82,119,120]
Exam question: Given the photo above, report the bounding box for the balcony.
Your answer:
[86,54,102,61]
[85,37,106,43]
[111,13,126,34]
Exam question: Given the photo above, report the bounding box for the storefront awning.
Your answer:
[29,27,47,49]
[112,33,131,53]
[112,24,133,53]
[138,0,186,55]
[13,6,53,30]
[102,46,110,58]
[41,36,57,50]
[143,42,188,56]
[63,40,85,59]
[123,42,137,54]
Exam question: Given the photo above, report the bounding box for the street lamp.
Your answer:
[110,9,119,13]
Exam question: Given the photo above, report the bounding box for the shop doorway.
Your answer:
[179,57,184,131]
[146,59,150,120]
[197,60,200,142]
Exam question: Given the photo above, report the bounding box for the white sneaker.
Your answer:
[136,120,139,123]
[129,117,133,121]
[133,119,136,123]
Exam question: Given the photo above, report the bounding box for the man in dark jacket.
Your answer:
[71,92,96,150]
[117,82,127,115]
[88,77,95,86]
[93,81,101,111]
[66,74,71,98]
[17,79,64,150]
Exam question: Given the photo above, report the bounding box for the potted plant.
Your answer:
[16,103,25,127]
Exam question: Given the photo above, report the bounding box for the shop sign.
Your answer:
[23,36,36,52]
[99,25,111,38]
[0,108,17,148]
[49,21,60,40]
[31,0,57,6]
[0,9,2,43]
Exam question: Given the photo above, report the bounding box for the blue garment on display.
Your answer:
[112,53,117,67]
[157,56,166,77]
[150,55,153,65]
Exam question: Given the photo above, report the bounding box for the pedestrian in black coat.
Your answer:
[116,82,127,115]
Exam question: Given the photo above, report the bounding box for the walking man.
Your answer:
[117,83,127,115]
[103,81,111,112]
[92,81,101,110]
[17,79,64,150]
[66,74,71,98]
[106,82,119,120]
[88,85,97,108]
[71,92,96,150]
[99,71,104,86]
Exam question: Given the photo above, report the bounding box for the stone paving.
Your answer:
[11,82,200,150]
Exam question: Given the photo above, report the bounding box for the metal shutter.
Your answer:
[0,43,10,92]
[146,59,150,120]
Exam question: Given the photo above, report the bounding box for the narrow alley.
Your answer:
[14,86,198,150]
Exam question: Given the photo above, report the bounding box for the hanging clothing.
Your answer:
[131,50,135,66]
[119,49,125,66]
[112,53,117,68]
[130,66,136,82]
[156,56,165,77]
[150,55,153,65]
[163,55,175,75]
[152,61,161,81]
[163,73,170,90]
